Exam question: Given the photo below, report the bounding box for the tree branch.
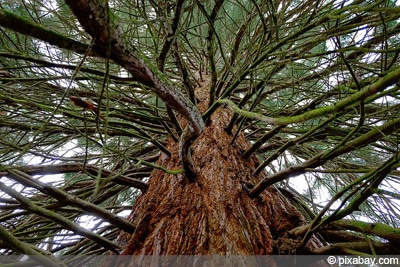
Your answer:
[0,224,66,266]
[219,66,400,126]
[64,0,204,135]
[1,163,149,191]
[0,181,120,254]
[5,169,137,234]
[249,115,400,197]
[0,9,97,57]
[331,219,400,244]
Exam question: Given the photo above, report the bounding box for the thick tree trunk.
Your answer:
[59,2,319,255]
[115,90,318,255]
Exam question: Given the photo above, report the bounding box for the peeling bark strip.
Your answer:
[64,0,204,135]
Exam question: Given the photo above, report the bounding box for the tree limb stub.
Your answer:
[65,0,204,135]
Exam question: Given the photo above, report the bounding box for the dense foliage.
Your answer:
[0,0,399,256]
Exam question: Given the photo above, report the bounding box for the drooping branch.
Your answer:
[249,115,400,197]
[294,152,400,249]
[1,3,204,136]
[0,52,132,83]
[0,9,97,57]
[311,241,399,255]
[64,0,205,136]
[5,169,137,234]
[330,219,400,244]
[219,65,400,126]
[0,163,149,191]
[0,181,120,254]
[290,219,400,254]
[157,0,185,72]
[0,224,67,266]
[196,0,225,106]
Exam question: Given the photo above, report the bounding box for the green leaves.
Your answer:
[1,0,400,256]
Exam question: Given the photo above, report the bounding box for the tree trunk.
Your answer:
[114,79,319,256]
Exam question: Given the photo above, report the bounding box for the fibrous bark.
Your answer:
[63,0,320,257]
[115,98,318,256]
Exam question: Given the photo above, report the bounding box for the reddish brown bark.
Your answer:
[59,2,320,255]
[116,99,317,255]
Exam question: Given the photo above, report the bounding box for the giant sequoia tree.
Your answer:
[1,0,400,260]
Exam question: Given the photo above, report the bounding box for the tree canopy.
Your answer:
[0,0,400,257]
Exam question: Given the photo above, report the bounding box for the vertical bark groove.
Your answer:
[116,102,314,256]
